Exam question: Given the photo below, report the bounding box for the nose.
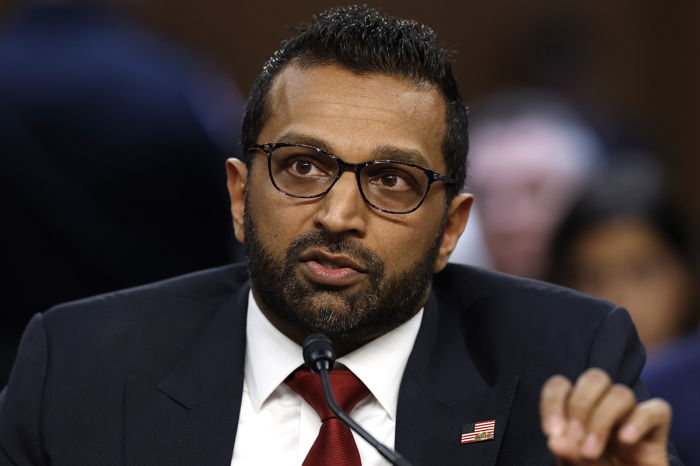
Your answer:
[312,171,368,238]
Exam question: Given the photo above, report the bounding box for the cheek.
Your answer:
[247,171,314,250]
[371,206,444,271]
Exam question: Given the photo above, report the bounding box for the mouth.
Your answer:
[297,249,367,286]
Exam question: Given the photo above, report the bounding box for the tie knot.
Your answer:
[286,368,370,422]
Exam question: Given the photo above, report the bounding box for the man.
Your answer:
[0,6,679,466]
[454,91,603,279]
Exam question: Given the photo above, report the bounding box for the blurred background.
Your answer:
[0,0,698,462]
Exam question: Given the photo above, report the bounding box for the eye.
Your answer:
[287,157,327,177]
[369,169,416,191]
[379,174,400,187]
[293,160,313,175]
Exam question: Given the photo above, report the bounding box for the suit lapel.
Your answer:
[396,291,518,466]
[123,276,519,465]
[124,283,249,466]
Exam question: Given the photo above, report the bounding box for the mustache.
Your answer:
[286,230,385,276]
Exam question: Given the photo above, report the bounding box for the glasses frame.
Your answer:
[249,142,456,214]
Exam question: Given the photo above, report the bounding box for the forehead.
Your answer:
[259,63,448,172]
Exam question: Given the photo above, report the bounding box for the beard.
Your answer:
[244,202,446,341]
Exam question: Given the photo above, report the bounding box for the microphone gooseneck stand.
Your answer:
[302,334,413,466]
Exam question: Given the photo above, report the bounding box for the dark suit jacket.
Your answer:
[0,263,682,465]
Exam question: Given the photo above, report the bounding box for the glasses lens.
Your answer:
[361,163,429,212]
[270,145,338,196]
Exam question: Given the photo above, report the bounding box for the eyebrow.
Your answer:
[276,131,333,153]
[371,145,431,167]
[276,131,432,168]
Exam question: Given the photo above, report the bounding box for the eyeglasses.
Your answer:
[248,143,456,214]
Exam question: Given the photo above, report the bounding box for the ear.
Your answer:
[226,158,248,244]
[434,193,474,273]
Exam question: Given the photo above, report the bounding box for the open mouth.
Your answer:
[298,249,366,272]
[298,249,367,286]
[315,260,345,270]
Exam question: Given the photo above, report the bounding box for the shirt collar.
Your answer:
[337,307,423,420]
[244,291,304,412]
[244,290,424,420]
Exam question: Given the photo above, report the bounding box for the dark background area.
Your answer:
[0,0,687,213]
[0,0,700,211]
[1,0,697,235]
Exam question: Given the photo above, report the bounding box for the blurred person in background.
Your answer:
[453,91,604,279]
[0,0,245,387]
[548,161,700,355]
[447,205,493,269]
[548,161,700,465]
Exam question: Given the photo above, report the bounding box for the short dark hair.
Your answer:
[241,5,468,205]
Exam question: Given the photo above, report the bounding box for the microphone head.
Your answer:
[302,333,336,374]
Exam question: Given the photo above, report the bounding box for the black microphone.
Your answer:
[302,334,413,466]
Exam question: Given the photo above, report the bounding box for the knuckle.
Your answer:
[582,368,612,386]
[609,384,636,405]
[588,418,613,439]
[540,376,571,410]
[646,398,673,418]
[568,396,590,413]
[568,400,595,422]
[548,374,572,387]
[543,375,572,396]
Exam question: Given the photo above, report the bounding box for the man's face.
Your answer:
[470,121,589,279]
[238,63,452,341]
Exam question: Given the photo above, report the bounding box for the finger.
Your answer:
[541,376,581,461]
[540,375,572,438]
[618,398,672,446]
[566,368,612,426]
[549,368,613,460]
[580,383,637,459]
[547,420,584,462]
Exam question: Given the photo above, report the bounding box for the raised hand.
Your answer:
[540,368,672,465]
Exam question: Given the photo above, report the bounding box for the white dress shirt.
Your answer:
[231,291,423,465]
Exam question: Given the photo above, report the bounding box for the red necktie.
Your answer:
[286,368,370,466]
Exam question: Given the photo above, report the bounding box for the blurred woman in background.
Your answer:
[548,161,700,354]
[548,161,700,465]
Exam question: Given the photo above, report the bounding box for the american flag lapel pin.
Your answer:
[461,420,496,444]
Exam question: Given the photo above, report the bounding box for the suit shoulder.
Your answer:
[435,264,642,387]
[435,263,617,319]
[39,263,248,358]
[44,263,247,321]
[31,263,248,386]
[434,264,629,366]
